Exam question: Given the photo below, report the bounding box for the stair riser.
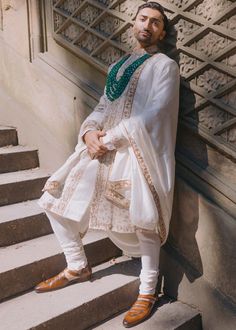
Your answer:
[0,238,122,302]
[0,150,39,173]
[0,129,18,147]
[0,213,52,247]
[32,280,139,330]
[94,298,203,330]
[0,177,48,206]
[176,315,202,330]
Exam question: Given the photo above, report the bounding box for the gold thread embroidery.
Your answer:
[45,150,89,215]
[51,166,85,215]
[128,137,167,244]
[89,61,147,231]
[107,180,131,190]
[105,189,130,209]
[105,180,131,209]
[42,181,60,191]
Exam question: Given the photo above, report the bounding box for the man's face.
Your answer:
[133,7,166,47]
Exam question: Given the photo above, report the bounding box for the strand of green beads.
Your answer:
[106,55,130,97]
[106,54,151,102]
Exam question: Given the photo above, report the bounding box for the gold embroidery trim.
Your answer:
[107,180,131,190]
[90,62,147,223]
[128,137,167,244]
[105,180,131,209]
[105,189,130,210]
[42,180,60,191]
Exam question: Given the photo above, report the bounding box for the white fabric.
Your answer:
[45,210,88,271]
[45,209,161,294]
[105,59,180,235]
[39,152,99,235]
[108,142,159,231]
[136,230,161,295]
[38,51,180,255]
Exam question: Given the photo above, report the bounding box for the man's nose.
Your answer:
[143,20,152,31]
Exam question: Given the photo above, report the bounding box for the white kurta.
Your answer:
[38,50,180,257]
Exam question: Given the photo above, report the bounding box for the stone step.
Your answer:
[0,168,50,206]
[0,126,18,147]
[0,231,122,302]
[0,256,140,330]
[0,145,39,173]
[93,296,202,330]
[0,200,52,246]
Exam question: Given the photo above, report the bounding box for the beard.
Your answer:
[135,30,153,46]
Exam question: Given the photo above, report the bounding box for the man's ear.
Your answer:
[159,30,166,40]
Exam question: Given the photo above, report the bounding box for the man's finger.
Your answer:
[93,140,108,151]
[88,146,98,154]
[97,130,106,137]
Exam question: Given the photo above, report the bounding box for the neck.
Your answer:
[134,43,159,55]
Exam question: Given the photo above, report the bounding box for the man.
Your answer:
[36,2,180,328]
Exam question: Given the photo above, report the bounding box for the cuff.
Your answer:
[81,129,97,143]
[102,126,129,150]
[101,132,116,150]
[79,120,101,140]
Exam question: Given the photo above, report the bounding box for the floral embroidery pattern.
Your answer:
[105,180,131,209]
[89,60,147,232]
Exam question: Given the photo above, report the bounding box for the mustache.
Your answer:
[140,30,152,36]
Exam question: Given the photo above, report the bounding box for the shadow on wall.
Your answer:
[159,23,208,299]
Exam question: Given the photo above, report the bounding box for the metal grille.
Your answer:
[52,0,236,158]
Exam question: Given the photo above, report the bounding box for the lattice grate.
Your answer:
[52,0,236,156]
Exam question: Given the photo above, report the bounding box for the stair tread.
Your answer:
[0,200,43,223]
[94,297,201,330]
[0,256,139,330]
[0,145,37,154]
[0,126,16,131]
[0,230,107,273]
[0,168,50,185]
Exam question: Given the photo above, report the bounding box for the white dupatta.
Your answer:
[104,55,180,245]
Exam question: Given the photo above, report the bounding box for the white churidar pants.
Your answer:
[45,210,161,295]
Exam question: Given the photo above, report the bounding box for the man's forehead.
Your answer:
[137,7,164,20]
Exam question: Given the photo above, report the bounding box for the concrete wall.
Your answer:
[0,0,104,171]
[160,176,236,329]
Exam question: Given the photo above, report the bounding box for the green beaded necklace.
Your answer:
[105,53,152,102]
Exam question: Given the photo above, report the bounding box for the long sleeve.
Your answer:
[79,94,108,140]
[79,61,117,141]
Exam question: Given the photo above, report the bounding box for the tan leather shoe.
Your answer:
[122,294,157,328]
[35,264,92,293]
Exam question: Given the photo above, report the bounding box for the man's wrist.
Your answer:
[82,129,96,143]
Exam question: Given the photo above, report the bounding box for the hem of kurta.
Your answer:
[88,223,136,233]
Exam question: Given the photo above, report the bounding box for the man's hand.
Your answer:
[84,130,108,159]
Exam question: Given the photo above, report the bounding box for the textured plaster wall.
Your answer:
[0,1,105,171]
